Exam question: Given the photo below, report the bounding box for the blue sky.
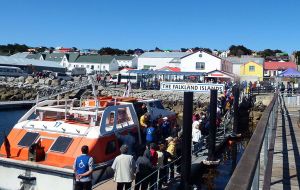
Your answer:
[0,0,300,52]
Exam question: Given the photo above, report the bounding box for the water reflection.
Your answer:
[193,140,248,190]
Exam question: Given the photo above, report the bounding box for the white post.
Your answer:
[65,98,67,120]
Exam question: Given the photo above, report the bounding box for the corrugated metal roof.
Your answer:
[139,52,191,58]
[10,52,30,58]
[67,53,80,62]
[113,55,135,61]
[0,56,64,68]
[75,55,115,63]
[225,56,264,65]
[264,61,297,70]
[45,53,65,62]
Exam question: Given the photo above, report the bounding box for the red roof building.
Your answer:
[264,61,297,79]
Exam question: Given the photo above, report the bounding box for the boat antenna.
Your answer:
[35,93,39,114]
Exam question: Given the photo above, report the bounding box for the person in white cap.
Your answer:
[160,117,170,139]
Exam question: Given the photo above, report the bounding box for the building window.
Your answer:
[199,54,202,58]
[81,65,84,68]
[196,62,205,70]
[273,71,276,76]
[98,65,100,69]
[91,65,94,70]
[249,66,255,72]
[87,65,90,68]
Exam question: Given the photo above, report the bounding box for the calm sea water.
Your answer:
[0,109,28,144]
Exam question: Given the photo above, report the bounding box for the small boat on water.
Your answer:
[0,96,176,190]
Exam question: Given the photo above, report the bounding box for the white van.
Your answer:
[110,73,138,84]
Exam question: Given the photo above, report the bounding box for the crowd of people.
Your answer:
[111,84,238,190]
[111,107,183,190]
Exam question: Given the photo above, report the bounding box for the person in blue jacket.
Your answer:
[73,145,94,190]
[146,125,156,144]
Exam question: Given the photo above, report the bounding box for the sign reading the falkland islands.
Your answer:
[160,82,224,93]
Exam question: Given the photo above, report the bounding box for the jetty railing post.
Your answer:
[180,91,193,190]
[208,89,217,161]
[233,85,240,134]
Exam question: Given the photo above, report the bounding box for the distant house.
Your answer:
[138,51,233,75]
[264,61,297,80]
[180,51,232,74]
[0,55,65,73]
[138,52,191,70]
[113,56,138,68]
[225,56,264,77]
[240,61,264,82]
[26,52,80,69]
[71,55,118,73]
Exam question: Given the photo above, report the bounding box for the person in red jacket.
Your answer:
[149,143,158,190]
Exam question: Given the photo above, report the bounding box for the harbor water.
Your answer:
[0,109,28,144]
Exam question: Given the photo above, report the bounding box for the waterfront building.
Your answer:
[225,55,265,77]
[138,51,233,74]
[113,55,138,68]
[26,52,80,69]
[71,55,118,73]
[138,52,191,70]
[0,55,65,73]
[264,61,297,81]
[180,51,232,73]
[239,61,264,82]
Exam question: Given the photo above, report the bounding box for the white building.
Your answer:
[137,52,191,70]
[114,56,138,68]
[180,51,232,73]
[26,53,80,69]
[70,55,118,73]
[138,51,233,74]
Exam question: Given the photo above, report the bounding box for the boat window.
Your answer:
[149,101,164,109]
[105,140,116,154]
[105,111,115,131]
[117,107,133,127]
[50,136,73,153]
[18,132,39,147]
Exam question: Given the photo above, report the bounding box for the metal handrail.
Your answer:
[225,93,278,190]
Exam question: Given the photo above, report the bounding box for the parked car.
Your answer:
[49,72,73,81]
[71,68,86,76]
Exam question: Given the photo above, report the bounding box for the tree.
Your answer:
[72,47,78,51]
[294,51,300,65]
[98,47,126,55]
[258,49,283,58]
[228,45,252,56]
[127,49,134,54]
[181,48,188,52]
[37,46,47,53]
[0,43,30,55]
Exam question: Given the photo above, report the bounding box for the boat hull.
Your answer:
[0,157,115,190]
[0,157,74,190]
